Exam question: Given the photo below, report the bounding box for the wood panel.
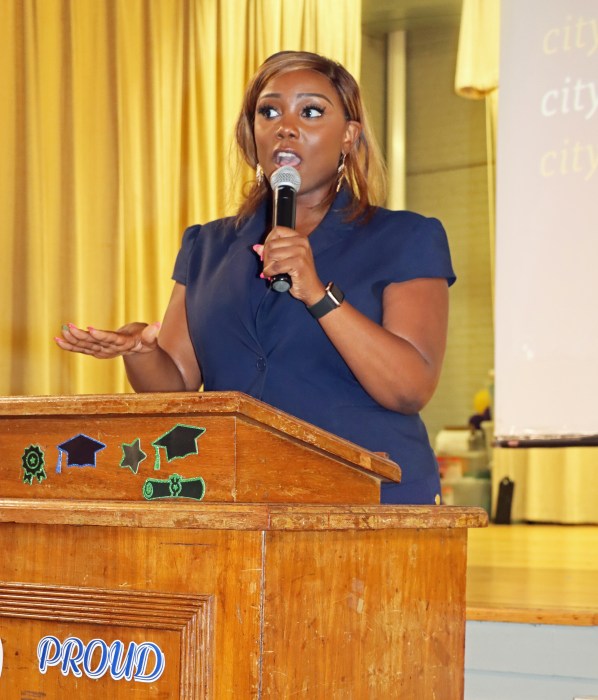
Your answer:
[234,421,381,504]
[0,499,487,531]
[0,504,486,697]
[0,393,400,482]
[1,414,236,502]
[0,583,212,697]
[0,392,401,505]
[0,390,485,697]
[262,528,468,699]
[0,522,264,698]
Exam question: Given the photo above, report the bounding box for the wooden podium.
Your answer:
[0,392,486,698]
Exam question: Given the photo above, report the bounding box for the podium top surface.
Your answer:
[0,499,488,530]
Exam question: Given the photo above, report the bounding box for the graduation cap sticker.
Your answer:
[56,433,106,473]
[151,424,205,470]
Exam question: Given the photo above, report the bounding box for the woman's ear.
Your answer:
[343,120,362,153]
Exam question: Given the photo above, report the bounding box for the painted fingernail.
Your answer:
[87,326,95,332]
[252,244,264,261]
[68,323,76,329]
[259,272,265,279]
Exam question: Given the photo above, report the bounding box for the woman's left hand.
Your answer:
[255,226,326,306]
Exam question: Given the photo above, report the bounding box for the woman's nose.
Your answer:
[276,118,298,139]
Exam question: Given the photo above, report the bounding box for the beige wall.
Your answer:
[362,24,494,445]
[360,32,388,154]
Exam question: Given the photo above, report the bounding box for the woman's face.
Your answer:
[253,68,360,204]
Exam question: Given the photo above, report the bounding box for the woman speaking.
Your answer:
[56,50,455,505]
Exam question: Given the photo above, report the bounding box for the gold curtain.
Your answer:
[0,0,361,397]
[454,0,500,298]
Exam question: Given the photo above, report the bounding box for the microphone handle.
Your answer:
[271,185,295,293]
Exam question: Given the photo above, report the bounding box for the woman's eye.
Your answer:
[257,105,279,119]
[302,104,325,118]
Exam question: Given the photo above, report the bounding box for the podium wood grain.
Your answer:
[0,393,486,698]
[0,392,401,504]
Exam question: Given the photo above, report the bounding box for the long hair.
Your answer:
[234,50,387,223]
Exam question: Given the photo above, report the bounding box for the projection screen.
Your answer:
[494,0,598,445]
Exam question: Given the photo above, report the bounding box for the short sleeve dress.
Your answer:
[173,189,456,504]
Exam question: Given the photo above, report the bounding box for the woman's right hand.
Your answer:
[54,321,161,359]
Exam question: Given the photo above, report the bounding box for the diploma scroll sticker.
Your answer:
[143,473,205,501]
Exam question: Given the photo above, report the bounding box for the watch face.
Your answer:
[308,283,344,319]
[326,283,344,305]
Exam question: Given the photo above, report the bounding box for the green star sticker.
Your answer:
[120,438,147,474]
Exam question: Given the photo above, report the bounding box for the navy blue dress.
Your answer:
[172,189,456,504]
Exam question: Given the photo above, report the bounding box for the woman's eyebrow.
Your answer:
[298,92,334,105]
[257,91,334,106]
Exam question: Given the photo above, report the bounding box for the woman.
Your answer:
[56,51,455,504]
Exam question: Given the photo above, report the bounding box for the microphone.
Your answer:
[269,165,301,293]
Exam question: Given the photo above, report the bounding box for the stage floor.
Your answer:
[466,524,598,625]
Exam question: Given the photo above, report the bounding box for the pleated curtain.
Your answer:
[0,0,361,395]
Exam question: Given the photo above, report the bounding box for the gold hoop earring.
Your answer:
[336,153,347,192]
[256,163,264,186]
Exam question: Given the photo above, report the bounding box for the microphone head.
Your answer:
[270,165,301,193]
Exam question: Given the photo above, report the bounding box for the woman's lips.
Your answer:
[274,150,302,168]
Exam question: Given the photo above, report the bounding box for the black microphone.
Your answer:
[269,165,302,293]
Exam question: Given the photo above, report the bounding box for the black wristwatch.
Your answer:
[307,282,345,319]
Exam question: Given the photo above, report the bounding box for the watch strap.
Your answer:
[307,282,345,319]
